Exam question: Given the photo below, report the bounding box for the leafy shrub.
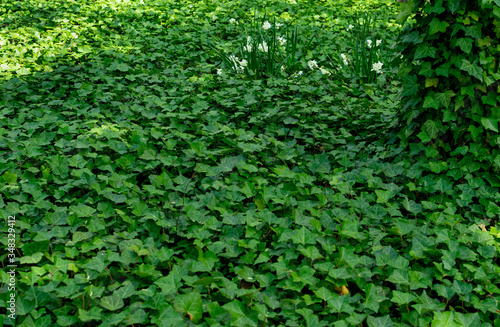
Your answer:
[397,0,500,185]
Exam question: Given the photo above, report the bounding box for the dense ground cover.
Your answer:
[0,0,499,326]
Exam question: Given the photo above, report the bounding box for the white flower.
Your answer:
[276,23,283,29]
[244,36,253,52]
[239,59,248,67]
[347,24,354,31]
[366,39,372,48]
[229,18,236,24]
[281,65,286,71]
[341,54,349,66]
[376,39,382,47]
[298,71,303,75]
[371,61,383,73]
[262,21,272,30]
[320,67,331,75]
[278,36,286,46]
[308,60,318,70]
[217,69,223,75]
[258,41,268,52]
[229,55,239,64]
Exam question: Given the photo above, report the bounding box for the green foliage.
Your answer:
[0,0,498,326]
[396,0,500,184]
[208,12,321,79]
[347,12,389,83]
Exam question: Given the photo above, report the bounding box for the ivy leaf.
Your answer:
[396,0,415,24]
[79,307,103,322]
[296,308,324,327]
[376,190,396,204]
[453,312,481,327]
[401,75,418,97]
[424,96,441,109]
[50,155,69,178]
[423,120,440,139]
[308,152,331,174]
[431,311,460,327]
[425,77,439,88]
[401,197,423,214]
[434,90,455,108]
[387,269,410,285]
[455,38,473,54]
[464,24,482,39]
[429,18,449,35]
[429,161,448,174]
[2,171,17,184]
[364,283,388,313]
[414,44,437,60]
[174,292,203,323]
[84,254,108,273]
[391,291,416,305]
[100,294,124,311]
[452,280,473,295]
[314,287,334,302]
[327,293,354,314]
[222,300,258,327]
[481,117,499,132]
[448,0,461,13]
[460,59,484,82]
[154,267,182,295]
[367,315,395,327]
[70,204,96,218]
[402,30,423,44]
[291,227,316,245]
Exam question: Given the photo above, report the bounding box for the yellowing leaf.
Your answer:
[425,78,439,88]
[334,285,349,296]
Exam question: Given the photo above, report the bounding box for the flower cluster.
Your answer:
[262,21,272,30]
[341,54,349,66]
[244,36,253,52]
[307,60,331,76]
[308,60,318,70]
[320,67,331,76]
[366,39,382,48]
[229,55,248,73]
[258,41,268,52]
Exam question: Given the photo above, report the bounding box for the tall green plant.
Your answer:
[207,12,320,80]
[340,12,388,83]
